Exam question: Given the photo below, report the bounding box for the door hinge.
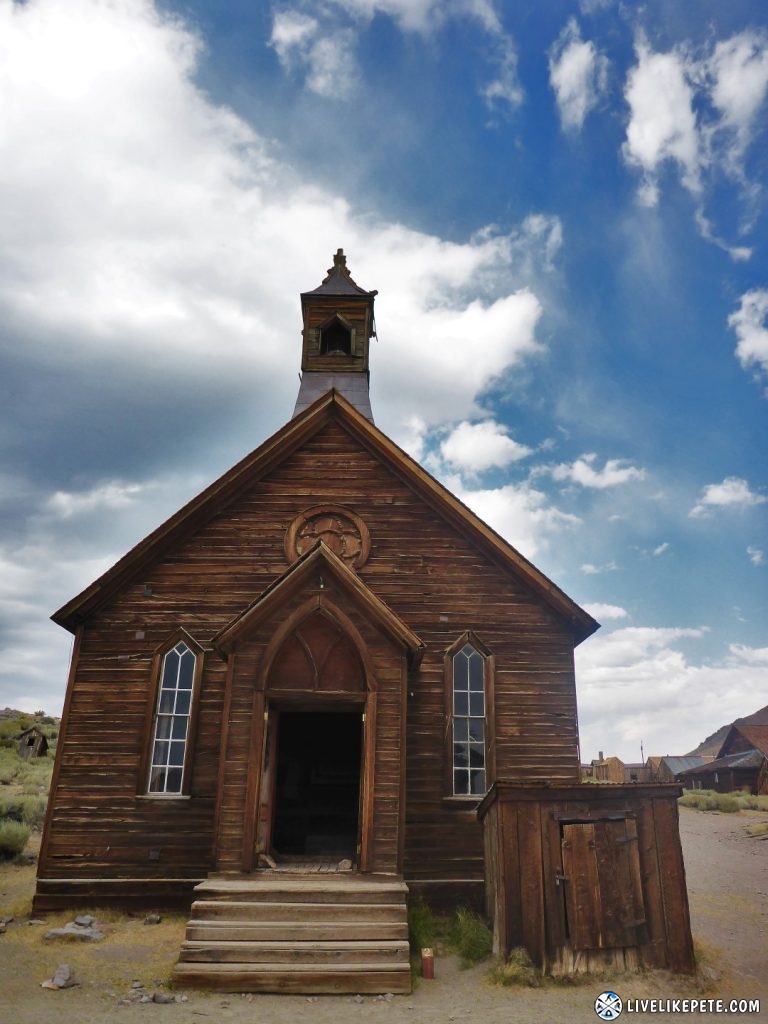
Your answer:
[362,713,366,723]
[264,710,268,721]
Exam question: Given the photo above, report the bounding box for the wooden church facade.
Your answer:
[35,252,598,919]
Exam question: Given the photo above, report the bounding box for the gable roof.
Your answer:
[52,390,599,644]
[720,724,768,758]
[661,755,713,775]
[678,749,766,775]
[213,541,424,660]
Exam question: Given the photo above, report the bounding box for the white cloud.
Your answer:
[269,1,522,109]
[372,265,545,432]
[583,603,628,621]
[323,0,454,35]
[573,625,768,760]
[550,452,646,489]
[269,10,318,54]
[621,32,768,252]
[653,542,670,557]
[549,18,609,132]
[269,13,359,98]
[482,34,524,111]
[708,31,768,170]
[440,420,532,474]
[48,481,148,519]
[728,288,768,388]
[728,643,768,665]
[580,561,618,575]
[747,546,765,567]
[0,0,550,438]
[622,39,701,207]
[689,477,767,518]
[445,476,581,558]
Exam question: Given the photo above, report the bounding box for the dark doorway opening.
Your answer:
[272,711,362,859]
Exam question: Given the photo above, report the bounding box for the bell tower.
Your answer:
[293,249,378,422]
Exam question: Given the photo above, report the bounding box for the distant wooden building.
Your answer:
[590,754,625,784]
[647,755,713,783]
[17,726,49,760]
[677,725,768,795]
[623,762,651,784]
[36,252,603,991]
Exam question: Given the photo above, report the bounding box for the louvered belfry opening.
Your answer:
[319,316,352,356]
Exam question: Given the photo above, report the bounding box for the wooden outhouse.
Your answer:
[36,251,601,991]
[17,726,49,760]
[479,781,695,975]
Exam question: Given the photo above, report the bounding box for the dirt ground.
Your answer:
[1,806,766,1023]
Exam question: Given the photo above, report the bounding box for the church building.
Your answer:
[36,250,601,991]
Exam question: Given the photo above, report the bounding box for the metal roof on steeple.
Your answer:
[302,248,378,298]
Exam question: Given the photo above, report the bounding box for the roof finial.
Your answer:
[324,247,349,281]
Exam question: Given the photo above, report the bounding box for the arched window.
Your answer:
[445,635,494,798]
[147,641,197,794]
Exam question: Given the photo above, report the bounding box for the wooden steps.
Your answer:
[173,873,411,994]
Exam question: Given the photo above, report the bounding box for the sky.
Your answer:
[1,0,767,763]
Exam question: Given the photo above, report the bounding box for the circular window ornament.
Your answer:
[285,505,370,569]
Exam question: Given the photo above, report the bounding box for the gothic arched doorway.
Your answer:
[256,608,372,867]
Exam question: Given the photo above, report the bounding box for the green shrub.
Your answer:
[19,794,48,828]
[450,907,493,968]
[0,820,30,859]
[680,789,744,813]
[408,899,437,955]
[0,796,24,821]
[746,821,768,837]
[489,946,541,987]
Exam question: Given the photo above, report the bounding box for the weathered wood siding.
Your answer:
[479,783,695,975]
[37,415,581,910]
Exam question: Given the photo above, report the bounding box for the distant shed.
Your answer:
[591,755,625,784]
[18,726,49,760]
[650,755,713,783]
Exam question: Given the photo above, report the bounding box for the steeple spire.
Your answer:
[293,250,377,421]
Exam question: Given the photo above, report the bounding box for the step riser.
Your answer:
[193,877,407,906]
[195,888,405,905]
[172,964,412,995]
[191,900,405,922]
[186,923,408,942]
[180,945,409,965]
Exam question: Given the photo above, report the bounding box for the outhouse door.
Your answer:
[561,817,647,950]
